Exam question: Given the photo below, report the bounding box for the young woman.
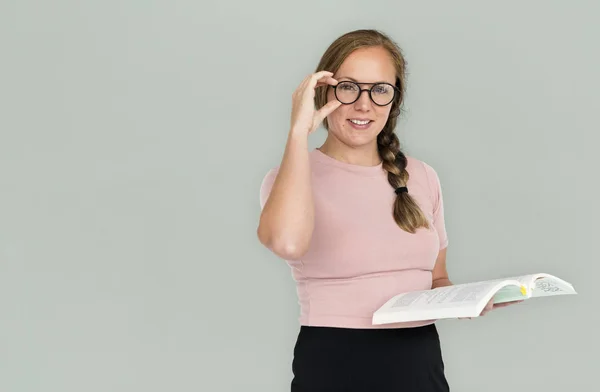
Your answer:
[257,29,513,392]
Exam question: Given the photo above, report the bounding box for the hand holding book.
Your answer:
[460,298,524,319]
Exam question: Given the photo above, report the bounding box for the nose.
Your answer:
[354,89,372,111]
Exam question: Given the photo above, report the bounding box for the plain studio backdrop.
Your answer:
[1,1,598,391]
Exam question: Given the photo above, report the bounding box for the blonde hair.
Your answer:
[314,29,430,233]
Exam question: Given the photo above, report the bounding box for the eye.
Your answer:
[372,84,391,94]
[338,82,358,91]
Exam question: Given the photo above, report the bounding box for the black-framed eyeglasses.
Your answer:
[331,81,399,106]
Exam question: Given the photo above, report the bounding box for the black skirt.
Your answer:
[291,323,450,392]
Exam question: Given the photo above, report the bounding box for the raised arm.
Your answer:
[257,71,341,260]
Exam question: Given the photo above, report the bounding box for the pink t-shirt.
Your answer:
[259,148,449,329]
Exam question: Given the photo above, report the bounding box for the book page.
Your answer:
[372,280,515,324]
[500,274,539,288]
[388,281,500,310]
[493,285,527,303]
[499,273,576,297]
[531,276,577,297]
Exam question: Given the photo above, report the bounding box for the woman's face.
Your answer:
[326,46,397,148]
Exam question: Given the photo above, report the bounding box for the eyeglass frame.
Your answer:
[329,80,401,106]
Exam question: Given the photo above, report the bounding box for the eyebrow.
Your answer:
[337,76,393,84]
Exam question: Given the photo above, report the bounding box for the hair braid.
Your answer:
[377,129,430,233]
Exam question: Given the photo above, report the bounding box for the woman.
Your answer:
[257,29,509,391]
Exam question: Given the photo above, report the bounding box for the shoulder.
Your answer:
[405,155,440,180]
[405,154,444,196]
[261,165,280,184]
[259,165,280,209]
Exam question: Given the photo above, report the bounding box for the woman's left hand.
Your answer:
[480,298,524,316]
[461,299,524,319]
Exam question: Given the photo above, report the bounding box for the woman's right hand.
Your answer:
[290,71,342,135]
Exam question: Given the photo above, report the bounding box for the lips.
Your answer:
[347,118,373,130]
[348,119,372,125]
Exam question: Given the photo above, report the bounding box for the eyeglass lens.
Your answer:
[334,82,395,105]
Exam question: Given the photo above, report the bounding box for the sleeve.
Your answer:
[423,162,449,250]
[259,167,279,210]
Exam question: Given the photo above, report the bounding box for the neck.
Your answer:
[318,138,381,167]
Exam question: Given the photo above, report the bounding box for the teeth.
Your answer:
[350,119,370,125]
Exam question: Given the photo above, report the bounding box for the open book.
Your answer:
[372,273,577,325]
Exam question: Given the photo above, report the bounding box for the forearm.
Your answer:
[431,277,453,289]
[257,129,315,259]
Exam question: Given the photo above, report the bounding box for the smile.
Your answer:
[347,119,373,130]
[349,119,371,125]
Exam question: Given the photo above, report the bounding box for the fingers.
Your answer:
[493,300,524,309]
[294,72,337,100]
[461,299,524,320]
[310,71,337,88]
[479,300,494,316]
[311,100,341,132]
[312,70,334,80]
[290,71,340,135]
[315,76,338,88]
[294,71,332,95]
[314,100,342,125]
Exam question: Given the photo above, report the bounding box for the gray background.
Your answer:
[1,1,597,391]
